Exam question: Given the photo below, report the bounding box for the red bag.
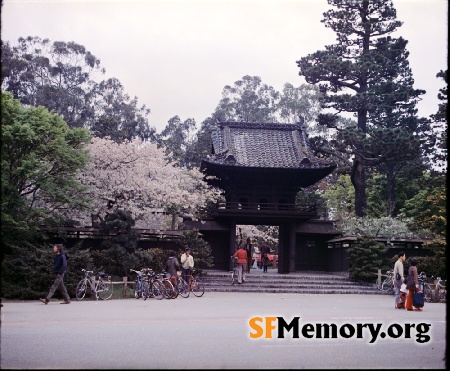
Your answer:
[396,291,407,308]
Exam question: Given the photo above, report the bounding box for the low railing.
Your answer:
[215,202,317,214]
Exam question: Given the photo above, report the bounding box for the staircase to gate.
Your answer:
[200,269,384,295]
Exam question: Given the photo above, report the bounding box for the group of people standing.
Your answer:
[393,251,423,311]
[163,247,195,285]
[231,239,272,284]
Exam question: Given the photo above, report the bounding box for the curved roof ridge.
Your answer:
[218,121,303,131]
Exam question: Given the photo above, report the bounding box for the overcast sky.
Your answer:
[1,0,448,133]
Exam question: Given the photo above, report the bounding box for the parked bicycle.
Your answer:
[425,276,447,303]
[75,269,113,301]
[157,272,176,299]
[166,272,190,298]
[185,269,205,297]
[130,268,149,299]
[143,269,164,300]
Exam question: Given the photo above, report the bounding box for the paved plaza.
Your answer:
[0,292,446,369]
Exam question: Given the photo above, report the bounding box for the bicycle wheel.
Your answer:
[151,280,164,300]
[97,278,113,300]
[161,279,175,299]
[432,288,441,303]
[76,280,87,301]
[178,278,190,298]
[423,284,434,303]
[142,281,149,300]
[191,278,205,297]
[134,281,142,299]
[381,278,393,293]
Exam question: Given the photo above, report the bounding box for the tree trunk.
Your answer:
[351,159,366,217]
[171,212,177,230]
[386,162,396,217]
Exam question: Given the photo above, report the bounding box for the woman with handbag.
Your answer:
[405,257,423,311]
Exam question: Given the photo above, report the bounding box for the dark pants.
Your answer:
[46,273,70,301]
[182,268,191,285]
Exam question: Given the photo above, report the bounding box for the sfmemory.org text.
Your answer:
[249,316,431,343]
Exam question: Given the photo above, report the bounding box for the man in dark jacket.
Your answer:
[40,244,71,304]
[165,251,180,279]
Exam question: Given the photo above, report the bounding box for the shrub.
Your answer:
[346,236,388,282]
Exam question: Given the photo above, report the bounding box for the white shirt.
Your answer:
[180,253,194,270]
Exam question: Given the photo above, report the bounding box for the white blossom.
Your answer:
[71,137,222,228]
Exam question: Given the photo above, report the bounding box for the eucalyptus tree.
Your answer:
[1,37,102,128]
[90,77,155,142]
[1,37,154,141]
[214,75,280,122]
[296,0,426,217]
[156,115,197,168]
[277,83,323,127]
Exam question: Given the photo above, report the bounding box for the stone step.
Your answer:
[204,281,379,291]
[204,286,386,295]
[198,269,386,295]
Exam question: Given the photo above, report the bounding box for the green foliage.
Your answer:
[399,172,446,238]
[346,237,388,282]
[91,209,141,277]
[1,37,155,142]
[337,216,432,240]
[0,241,93,299]
[296,0,428,217]
[296,187,329,219]
[176,229,214,271]
[416,240,446,279]
[323,174,355,221]
[156,115,197,169]
[1,91,90,253]
[429,69,447,171]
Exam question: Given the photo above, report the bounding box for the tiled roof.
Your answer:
[203,122,336,171]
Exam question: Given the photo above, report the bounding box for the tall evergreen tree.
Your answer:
[296,0,426,217]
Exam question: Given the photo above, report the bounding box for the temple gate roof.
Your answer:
[201,121,336,181]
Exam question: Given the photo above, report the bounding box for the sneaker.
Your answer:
[39,298,49,305]
[60,300,71,304]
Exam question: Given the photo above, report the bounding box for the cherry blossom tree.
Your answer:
[71,137,222,228]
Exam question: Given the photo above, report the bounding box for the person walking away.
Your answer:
[180,247,194,285]
[393,251,406,309]
[39,244,71,304]
[244,237,253,273]
[261,243,270,272]
[405,257,422,311]
[262,252,270,272]
[252,245,258,269]
[165,251,181,288]
[231,245,247,284]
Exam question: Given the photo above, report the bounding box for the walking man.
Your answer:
[40,244,71,304]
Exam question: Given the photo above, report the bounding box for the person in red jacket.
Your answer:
[231,245,247,284]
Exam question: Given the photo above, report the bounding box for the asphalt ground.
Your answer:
[0,293,446,369]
